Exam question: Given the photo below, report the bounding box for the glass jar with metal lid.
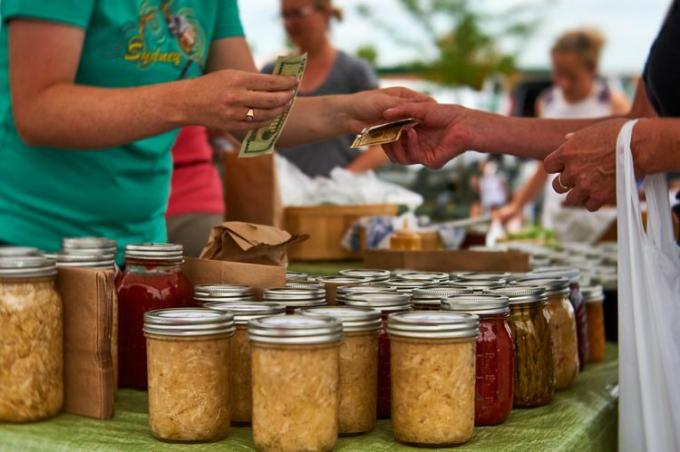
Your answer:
[516,277,578,390]
[345,292,411,419]
[447,279,506,292]
[591,267,618,342]
[194,284,256,304]
[529,266,588,371]
[411,287,473,310]
[454,272,511,283]
[262,287,325,313]
[0,256,62,422]
[205,302,285,424]
[116,243,193,389]
[443,294,514,426]
[384,278,436,294]
[0,246,41,257]
[285,271,310,282]
[488,285,554,407]
[144,308,235,442]
[388,311,479,446]
[392,270,449,283]
[336,284,397,305]
[339,268,391,282]
[249,315,342,452]
[582,285,606,363]
[62,236,117,255]
[284,281,325,290]
[300,306,381,434]
[316,275,370,306]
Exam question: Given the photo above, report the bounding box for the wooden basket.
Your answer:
[284,204,398,261]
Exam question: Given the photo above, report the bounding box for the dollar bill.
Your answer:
[239,53,307,158]
[351,118,419,148]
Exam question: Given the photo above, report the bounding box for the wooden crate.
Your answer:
[285,204,398,261]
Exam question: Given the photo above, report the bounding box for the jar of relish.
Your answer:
[116,243,193,389]
[345,292,411,419]
[443,294,514,426]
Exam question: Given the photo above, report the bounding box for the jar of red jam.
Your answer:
[345,292,411,419]
[443,294,514,426]
[116,243,193,389]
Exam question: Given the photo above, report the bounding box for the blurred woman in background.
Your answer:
[264,0,390,177]
[495,29,630,228]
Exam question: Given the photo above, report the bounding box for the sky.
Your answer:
[240,0,669,75]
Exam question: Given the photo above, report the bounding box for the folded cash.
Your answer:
[239,53,308,158]
[351,118,419,148]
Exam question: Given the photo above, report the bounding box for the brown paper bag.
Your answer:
[183,257,286,298]
[58,267,115,419]
[364,250,530,273]
[224,152,284,228]
[200,221,307,267]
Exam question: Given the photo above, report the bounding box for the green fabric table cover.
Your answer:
[0,346,618,452]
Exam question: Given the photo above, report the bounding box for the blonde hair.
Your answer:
[316,0,343,21]
[551,28,606,73]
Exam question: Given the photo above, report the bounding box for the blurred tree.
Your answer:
[358,0,551,90]
[356,44,379,67]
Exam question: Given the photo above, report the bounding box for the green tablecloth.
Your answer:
[0,346,618,452]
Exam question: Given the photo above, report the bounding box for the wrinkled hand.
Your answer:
[379,103,473,169]
[543,118,628,211]
[186,69,298,131]
[345,87,434,133]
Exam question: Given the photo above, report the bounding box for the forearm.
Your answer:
[633,118,680,176]
[346,145,389,172]
[278,95,350,147]
[14,81,191,149]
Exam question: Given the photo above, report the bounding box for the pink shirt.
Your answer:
[167,126,224,217]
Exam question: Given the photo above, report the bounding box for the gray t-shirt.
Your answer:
[262,51,379,177]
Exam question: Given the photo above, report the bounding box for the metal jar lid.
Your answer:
[581,285,605,303]
[446,280,506,290]
[339,269,391,282]
[125,243,183,262]
[412,287,473,307]
[299,306,381,332]
[264,287,325,301]
[286,271,310,282]
[345,292,411,312]
[514,276,569,296]
[143,308,235,337]
[530,266,581,284]
[487,285,547,305]
[336,285,397,304]
[455,272,511,282]
[0,247,41,257]
[63,237,117,254]
[388,311,479,339]
[392,270,449,283]
[204,302,286,325]
[53,251,116,269]
[384,279,435,293]
[442,294,510,316]
[249,315,342,345]
[194,284,256,303]
[317,275,371,285]
[285,281,325,290]
[0,256,57,279]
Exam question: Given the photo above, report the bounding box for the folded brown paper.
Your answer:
[57,267,115,420]
[364,250,530,273]
[200,221,307,267]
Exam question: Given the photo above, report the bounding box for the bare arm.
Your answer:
[9,21,296,149]
[346,145,390,173]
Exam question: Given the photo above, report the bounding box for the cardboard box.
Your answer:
[183,257,286,298]
[364,250,530,272]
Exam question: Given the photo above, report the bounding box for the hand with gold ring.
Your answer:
[555,173,571,193]
[245,108,255,122]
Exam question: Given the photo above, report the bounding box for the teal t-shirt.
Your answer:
[0,0,243,254]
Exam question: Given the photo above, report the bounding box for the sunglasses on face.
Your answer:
[281,5,319,20]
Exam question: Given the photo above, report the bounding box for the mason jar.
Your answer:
[203,302,285,424]
[389,311,478,446]
[300,306,381,435]
[317,275,370,306]
[249,315,342,452]
[582,285,606,363]
[338,269,391,282]
[335,285,397,306]
[391,270,449,284]
[262,287,325,314]
[411,287,472,310]
[0,256,63,422]
[193,284,256,305]
[144,308,235,442]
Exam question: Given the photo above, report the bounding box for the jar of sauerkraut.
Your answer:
[0,256,63,422]
[300,306,381,435]
[388,311,478,446]
[203,302,285,424]
[249,315,342,452]
[144,308,235,442]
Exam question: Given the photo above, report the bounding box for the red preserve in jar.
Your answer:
[116,243,193,389]
[345,292,411,419]
[443,294,514,426]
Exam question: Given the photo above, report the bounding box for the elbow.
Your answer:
[13,108,48,147]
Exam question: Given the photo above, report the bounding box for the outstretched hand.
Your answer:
[345,87,434,134]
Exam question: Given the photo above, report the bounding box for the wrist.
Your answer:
[167,78,196,127]
[631,118,651,177]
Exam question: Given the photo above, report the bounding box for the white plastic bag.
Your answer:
[616,119,680,452]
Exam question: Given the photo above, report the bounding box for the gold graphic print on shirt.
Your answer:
[124,0,206,79]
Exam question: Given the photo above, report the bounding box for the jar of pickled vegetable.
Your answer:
[443,294,514,426]
[300,306,381,434]
[345,292,411,419]
[144,308,234,442]
[249,315,342,452]
[116,243,193,390]
[203,302,285,424]
[517,276,578,390]
[582,285,606,363]
[0,256,63,422]
[489,285,554,408]
[389,311,478,446]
